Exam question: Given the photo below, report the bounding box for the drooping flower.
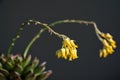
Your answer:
[56,38,78,61]
[99,33,117,58]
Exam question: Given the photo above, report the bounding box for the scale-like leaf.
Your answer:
[14,64,23,74]
[24,71,36,80]
[22,55,31,68]
[34,66,46,77]
[36,70,52,80]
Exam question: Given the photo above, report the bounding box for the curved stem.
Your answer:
[7,19,103,58]
[7,20,47,57]
[7,22,28,57]
[7,20,64,58]
[31,20,66,38]
[23,29,45,58]
[23,21,69,58]
[49,19,103,41]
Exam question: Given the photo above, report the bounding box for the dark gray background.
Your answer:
[0,0,120,80]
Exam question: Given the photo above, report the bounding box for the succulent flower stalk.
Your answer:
[0,19,117,80]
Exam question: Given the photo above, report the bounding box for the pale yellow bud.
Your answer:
[62,38,72,48]
[108,39,116,48]
[65,48,69,55]
[103,49,108,58]
[73,49,78,58]
[106,33,113,39]
[56,50,62,58]
[68,49,78,61]
[108,39,116,44]
[106,48,112,54]
[107,46,114,54]
[70,40,78,48]
[99,50,103,58]
[69,56,72,61]
[109,39,116,44]
[61,48,67,59]
[102,40,110,47]
[111,43,117,49]
[71,49,77,59]
[100,33,106,38]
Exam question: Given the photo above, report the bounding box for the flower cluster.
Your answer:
[99,33,117,58]
[56,38,78,61]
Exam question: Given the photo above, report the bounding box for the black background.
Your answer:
[0,0,120,80]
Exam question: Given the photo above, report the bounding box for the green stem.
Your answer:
[23,21,69,58]
[23,29,45,58]
[7,22,28,57]
[7,20,48,57]
[7,20,64,58]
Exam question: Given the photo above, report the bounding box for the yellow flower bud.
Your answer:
[69,56,73,61]
[100,33,113,39]
[106,48,111,54]
[102,40,110,47]
[65,48,69,55]
[70,40,78,48]
[62,38,72,48]
[61,48,67,59]
[111,43,117,49]
[72,49,78,58]
[100,33,106,38]
[105,33,113,39]
[107,46,114,54]
[102,49,108,58]
[99,50,103,58]
[56,50,62,58]
[108,39,117,48]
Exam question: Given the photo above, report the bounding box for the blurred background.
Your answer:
[0,0,120,80]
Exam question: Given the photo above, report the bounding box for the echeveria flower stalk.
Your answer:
[0,19,117,80]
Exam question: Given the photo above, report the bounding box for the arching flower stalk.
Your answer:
[0,19,117,80]
[49,20,117,59]
[7,19,117,60]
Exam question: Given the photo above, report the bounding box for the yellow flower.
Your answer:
[62,38,78,48]
[100,49,108,58]
[69,49,78,61]
[56,38,78,61]
[99,33,117,58]
[102,40,110,47]
[108,39,116,48]
[100,33,113,39]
